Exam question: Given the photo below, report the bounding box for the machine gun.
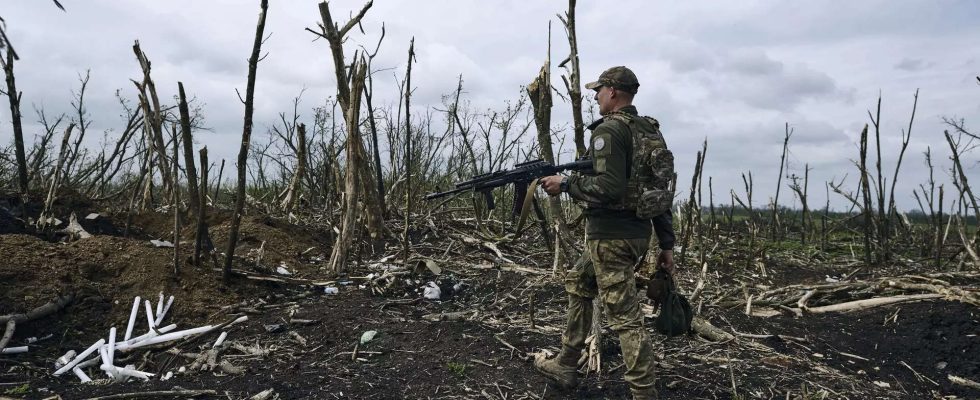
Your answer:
[424,158,593,212]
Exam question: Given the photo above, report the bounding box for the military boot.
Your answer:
[533,352,578,390]
[630,386,659,400]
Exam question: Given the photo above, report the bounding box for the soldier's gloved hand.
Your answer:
[657,249,675,275]
[539,175,564,196]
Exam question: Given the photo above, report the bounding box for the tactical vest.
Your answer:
[603,112,675,218]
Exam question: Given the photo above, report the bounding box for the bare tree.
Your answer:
[132,41,173,197]
[224,0,269,283]
[311,0,385,250]
[329,57,368,274]
[770,123,792,240]
[178,82,200,216]
[403,38,415,268]
[279,123,307,212]
[557,0,587,157]
[0,47,28,207]
[858,124,874,266]
[38,123,75,230]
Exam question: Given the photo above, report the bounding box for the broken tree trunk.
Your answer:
[1,47,29,207]
[316,0,385,250]
[770,123,791,240]
[329,58,368,274]
[172,127,181,276]
[527,56,569,254]
[178,82,200,217]
[38,123,76,230]
[558,0,587,157]
[858,124,874,267]
[945,130,980,258]
[132,41,172,198]
[224,0,269,284]
[194,147,209,266]
[280,123,307,212]
[403,39,415,269]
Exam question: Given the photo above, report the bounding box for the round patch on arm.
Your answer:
[594,137,606,151]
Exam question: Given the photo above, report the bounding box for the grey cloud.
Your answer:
[715,51,853,111]
[1,0,978,212]
[894,58,930,72]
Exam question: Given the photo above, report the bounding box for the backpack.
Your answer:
[649,270,693,337]
[605,112,675,219]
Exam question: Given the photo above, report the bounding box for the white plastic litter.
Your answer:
[1,346,28,354]
[324,286,339,295]
[423,282,441,300]
[56,350,77,368]
[360,330,378,344]
[124,296,141,341]
[154,295,174,326]
[213,332,228,348]
[85,213,100,220]
[150,239,174,248]
[54,339,105,376]
[72,367,92,383]
[116,325,214,351]
[144,300,156,330]
[276,265,292,275]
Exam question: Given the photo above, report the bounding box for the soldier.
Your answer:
[538,66,676,400]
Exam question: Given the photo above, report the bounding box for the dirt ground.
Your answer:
[1,197,979,400]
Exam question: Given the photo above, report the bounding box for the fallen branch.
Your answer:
[884,279,980,308]
[0,320,14,353]
[692,317,734,342]
[805,294,942,314]
[949,375,980,390]
[80,389,218,400]
[0,293,75,324]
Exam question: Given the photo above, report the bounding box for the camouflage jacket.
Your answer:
[566,105,675,249]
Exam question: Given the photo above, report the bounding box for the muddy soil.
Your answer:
[1,203,979,400]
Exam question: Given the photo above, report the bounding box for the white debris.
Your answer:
[1,346,28,354]
[150,239,174,248]
[360,330,378,344]
[56,350,77,368]
[324,286,339,295]
[425,259,442,275]
[54,339,105,376]
[59,212,92,240]
[423,282,441,300]
[72,366,92,383]
[213,332,228,348]
[276,265,292,275]
[85,213,100,220]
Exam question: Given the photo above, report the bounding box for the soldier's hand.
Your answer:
[539,175,563,196]
[657,249,676,275]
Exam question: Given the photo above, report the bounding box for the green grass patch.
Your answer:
[447,361,467,378]
[4,384,29,395]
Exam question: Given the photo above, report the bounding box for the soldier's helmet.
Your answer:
[584,66,639,94]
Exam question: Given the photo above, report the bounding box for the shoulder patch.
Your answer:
[594,137,606,151]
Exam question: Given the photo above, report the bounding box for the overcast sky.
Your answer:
[2,0,978,212]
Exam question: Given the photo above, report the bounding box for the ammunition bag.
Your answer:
[651,270,693,337]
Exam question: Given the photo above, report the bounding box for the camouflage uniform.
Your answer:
[540,66,676,399]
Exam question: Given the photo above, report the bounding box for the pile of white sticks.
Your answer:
[51,293,246,383]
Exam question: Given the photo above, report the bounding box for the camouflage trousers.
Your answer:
[562,238,656,392]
